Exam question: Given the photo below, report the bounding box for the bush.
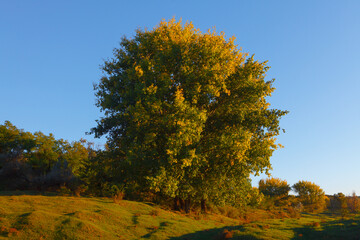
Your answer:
[217,205,243,219]
[58,184,72,196]
[287,205,302,218]
[219,229,233,240]
[110,185,125,203]
[247,187,264,207]
[112,192,124,204]
[73,185,87,197]
[149,209,160,216]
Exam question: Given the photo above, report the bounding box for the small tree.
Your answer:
[258,177,291,207]
[337,193,349,217]
[259,177,291,197]
[292,180,326,212]
[347,192,360,213]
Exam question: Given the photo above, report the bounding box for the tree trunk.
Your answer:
[201,199,207,213]
[179,198,185,211]
[173,196,180,211]
[185,198,191,214]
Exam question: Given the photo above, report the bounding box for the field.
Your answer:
[0,192,359,240]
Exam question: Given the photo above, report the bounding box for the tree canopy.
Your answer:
[0,121,89,190]
[92,19,287,209]
[259,177,291,197]
[292,180,326,211]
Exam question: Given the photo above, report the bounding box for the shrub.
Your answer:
[217,205,243,219]
[226,207,241,219]
[73,184,88,197]
[58,184,72,196]
[206,202,219,214]
[8,228,19,237]
[101,183,125,199]
[219,229,233,240]
[307,222,320,228]
[247,187,264,207]
[287,205,302,218]
[113,192,124,204]
[149,209,160,216]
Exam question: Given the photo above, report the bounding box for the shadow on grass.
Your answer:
[14,212,32,229]
[141,221,173,239]
[292,215,360,240]
[132,214,140,225]
[167,225,261,240]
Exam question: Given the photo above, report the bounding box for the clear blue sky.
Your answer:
[1,1,359,195]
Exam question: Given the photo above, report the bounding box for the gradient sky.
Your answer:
[1,1,359,195]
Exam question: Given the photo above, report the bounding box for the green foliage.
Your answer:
[247,187,264,207]
[259,177,291,197]
[330,192,351,217]
[337,193,349,217]
[0,121,36,160]
[92,18,287,206]
[60,139,89,177]
[29,132,59,173]
[258,177,291,208]
[292,180,326,212]
[0,121,90,190]
[83,149,132,197]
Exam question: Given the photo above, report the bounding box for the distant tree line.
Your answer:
[258,177,360,215]
[1,120,359,216]
[0,121,90,192]
[0,121,261,210]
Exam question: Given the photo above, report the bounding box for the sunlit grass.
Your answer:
[0,192,238,239]
[0,192,359,239]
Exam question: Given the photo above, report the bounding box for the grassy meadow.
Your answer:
[0,192,359,240]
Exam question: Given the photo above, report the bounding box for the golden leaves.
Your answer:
[135,65,143,77]
[144,84,157,95]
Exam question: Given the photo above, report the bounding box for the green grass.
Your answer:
[0,192,359,239]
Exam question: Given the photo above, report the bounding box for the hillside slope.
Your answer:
[1,193,360,239]
[0,193,240,240]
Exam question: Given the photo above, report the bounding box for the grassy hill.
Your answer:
[0,192,360,240]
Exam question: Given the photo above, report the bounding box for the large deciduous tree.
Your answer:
[92,19,287,212]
